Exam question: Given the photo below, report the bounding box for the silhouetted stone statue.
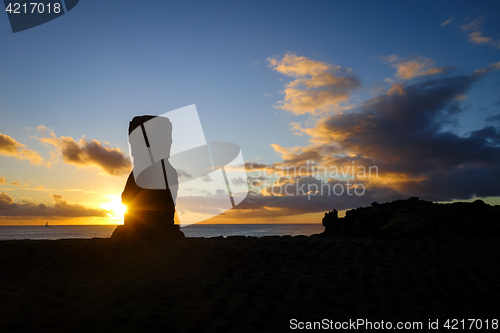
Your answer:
[111,115,184,240]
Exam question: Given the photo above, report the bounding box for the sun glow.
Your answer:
[100,195,127,221]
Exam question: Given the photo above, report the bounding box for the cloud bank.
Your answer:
[0,192,108,218]
[233,57,500,220]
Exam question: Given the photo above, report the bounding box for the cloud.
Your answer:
[462,19,482,31]
[59,188,98,194]
[441,19,453,27]
[487,114,500,124]
[388,83,405,96]
[289,122,307,136]
[231,177,246,185]
[468,31,492,44]
[471,61,500,78]
[201,174,212,182]
[461,18,500,49]
[382,54,454,80]
[177,170,193,179]
[267,54,361,115]
[35,126,131,176]
[0,177,6,185]
[247,175,267,187]
[0,132,44,165]
[0,192,108,217]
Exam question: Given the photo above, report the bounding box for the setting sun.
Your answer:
[100,196,127,221]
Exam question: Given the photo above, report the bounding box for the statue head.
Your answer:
[129,115,174,159]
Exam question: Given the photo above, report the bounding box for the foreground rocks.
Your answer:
[322,197,500,239]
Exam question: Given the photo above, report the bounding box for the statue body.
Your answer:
[111,115,184,240]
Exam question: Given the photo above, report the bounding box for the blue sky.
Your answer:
[1,1,499,224]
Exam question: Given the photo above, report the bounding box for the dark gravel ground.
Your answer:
[1,236,499,332]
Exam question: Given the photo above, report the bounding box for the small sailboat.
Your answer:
[45,222,49,227]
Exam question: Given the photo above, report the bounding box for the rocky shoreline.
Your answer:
[322,197,500,239]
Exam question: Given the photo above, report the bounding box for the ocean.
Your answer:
[0,224,324,240]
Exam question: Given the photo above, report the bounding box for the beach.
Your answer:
[1,236,499,332]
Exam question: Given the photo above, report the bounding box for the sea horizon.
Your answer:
[0,223,325,240]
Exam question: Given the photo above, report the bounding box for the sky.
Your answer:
[1,0,499,225]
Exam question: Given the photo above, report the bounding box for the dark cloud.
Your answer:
[487,114,500,124]
[247,175,267,187]
[232,176,400,217]
[0,192,108,218]
[315,74,500,177]
[35,126,131,176]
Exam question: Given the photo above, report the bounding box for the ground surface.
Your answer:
[1,236,499,332]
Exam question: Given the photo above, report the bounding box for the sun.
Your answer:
[100,195,127,221]
[111,202,127,216]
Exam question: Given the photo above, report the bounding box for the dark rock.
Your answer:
[226,236,247,240]
[322,209,338,236]
[322,197,500,239]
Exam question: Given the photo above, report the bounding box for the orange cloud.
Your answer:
[267,54,360,115]
[35,126,131,176]
[461,18,500,49]
[270,143,325,167]
[472,61,500,78]
[0,132,44,165]
[388,83,405,96]
[441,19,453,26]
[0,176,6,185]
[382,55,451,80]
[468,31,492,44]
